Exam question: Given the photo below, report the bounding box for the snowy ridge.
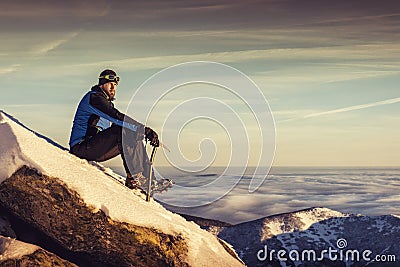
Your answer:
[293,207,350,229]
[0,111,243,266]
[259,207,350,240]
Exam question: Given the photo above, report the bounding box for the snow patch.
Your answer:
[0,236,39,261]
[295,207,349,230]
[0,122,42,183]
[260,207,349,241]
[263,219,284,237]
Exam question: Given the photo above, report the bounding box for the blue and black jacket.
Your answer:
[69,85,143,148]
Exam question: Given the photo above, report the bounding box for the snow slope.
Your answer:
[0,111,243,267]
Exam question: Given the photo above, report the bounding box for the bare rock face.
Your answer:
[0,166,189,267]
[0,216,16,238]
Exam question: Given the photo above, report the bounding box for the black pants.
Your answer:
[70,125,151,177]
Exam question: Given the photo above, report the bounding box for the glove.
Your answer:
[145,127,159,147]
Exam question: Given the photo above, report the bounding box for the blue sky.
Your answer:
[1,0,400,167]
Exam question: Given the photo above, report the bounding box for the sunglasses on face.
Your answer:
[99,74,120,83]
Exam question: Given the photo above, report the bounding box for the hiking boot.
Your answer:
[125,172,148,189]
[152,178,174,192]
[125,177,139,189]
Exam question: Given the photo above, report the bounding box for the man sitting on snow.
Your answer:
[69,69,159,190]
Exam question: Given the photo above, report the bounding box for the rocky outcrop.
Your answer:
[0,110,244,267]
[0,166,189,267]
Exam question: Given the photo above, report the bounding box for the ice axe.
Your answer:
[145,134,170,201]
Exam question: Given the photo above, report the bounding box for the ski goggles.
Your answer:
[99,74,120,84]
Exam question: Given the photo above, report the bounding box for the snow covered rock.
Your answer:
[0,111,244,267]
[216,207,400,267]
[0,235,77,266]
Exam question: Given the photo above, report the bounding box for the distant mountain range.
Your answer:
[186,207,399,267]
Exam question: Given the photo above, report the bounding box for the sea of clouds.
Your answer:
[150,166,400,224]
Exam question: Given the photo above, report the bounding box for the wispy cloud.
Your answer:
[314,12,400,25]
[0,32,80,76]
[0,2,109,18]
[280,97,400,122]
[75,43,400,72]
[253,68,400,88]
[304,98,400,118]
[32,31,80,56]
[0,64,21,75]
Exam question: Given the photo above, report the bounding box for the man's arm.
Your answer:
[89,92,144,131]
